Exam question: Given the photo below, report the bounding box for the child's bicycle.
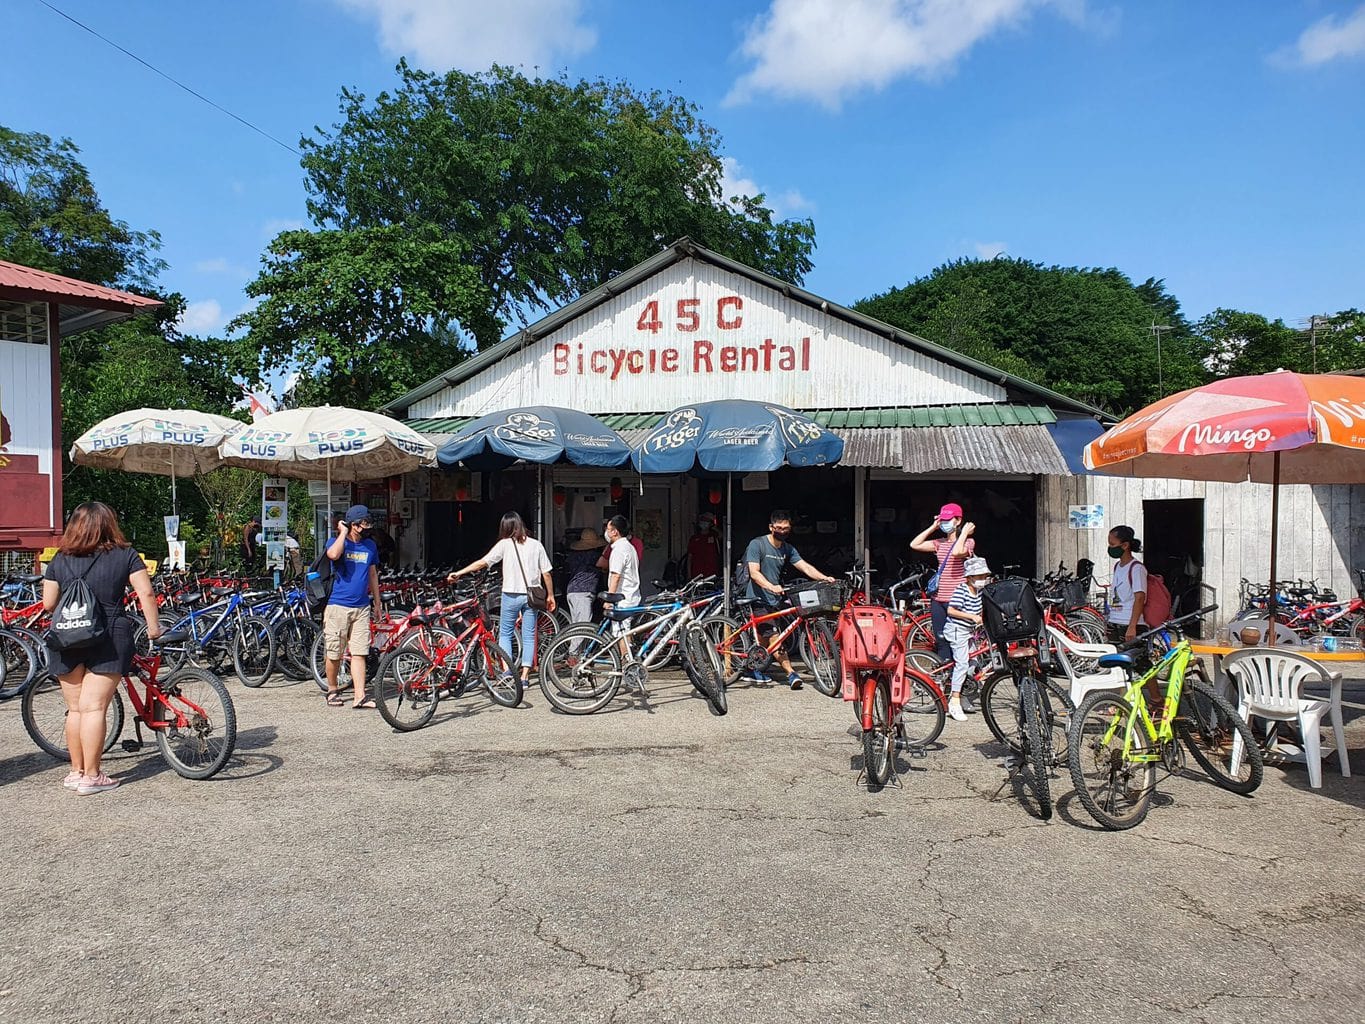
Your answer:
[1067,605,1263,831]
[20,631,238,779]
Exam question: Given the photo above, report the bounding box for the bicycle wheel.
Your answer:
[274,618,318,680]
[373,648,441,731]
[1068,692,1154,830]
[153,667,237,779]
[470,637,523,708]
[0,629,35,699]
[904,648,945,676]
[1064,612,1108,647]
[701,615,763,685]
[310,630,353,693]
[1018,675,1054,820]
[1177,677,1263,795]
[231,615,277,688]
[897,671,946,747]
[904,614,936,651]
[797,617,840,696]
[681,624,727,716]
[539,625,621,715]
[11,626,49,672]
[981,668,1023,750]
[862,675,894,790]
[21,674,124,759]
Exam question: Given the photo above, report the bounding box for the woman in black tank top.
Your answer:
[41,502,162,795]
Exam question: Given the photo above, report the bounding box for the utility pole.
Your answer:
[1150,322,1172,394]
[1309,314,1322,373]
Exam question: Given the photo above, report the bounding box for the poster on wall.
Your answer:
[1068,504,1105,530]
[262,477,288,569]
[635,507,665,552]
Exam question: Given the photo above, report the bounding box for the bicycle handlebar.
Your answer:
[1116,604,1219,654]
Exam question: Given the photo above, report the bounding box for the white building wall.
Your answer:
[1040,476,1365,619]
[410,257,1007,418]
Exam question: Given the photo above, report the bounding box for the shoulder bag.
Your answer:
[925,541,953,597]
[512,541,549,611]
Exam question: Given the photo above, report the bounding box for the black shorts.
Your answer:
[45,616,134,678]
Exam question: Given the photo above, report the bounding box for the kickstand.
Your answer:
[987,754,1026,803]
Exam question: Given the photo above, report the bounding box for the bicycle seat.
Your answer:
[1096,652,1135,670]
[154,629,190,645]
[241,590,273,601]
[210,585,238,596]
[14,574,42,584]
[178,593,205,607]
[598,592,624,604]
[734,595,765,608]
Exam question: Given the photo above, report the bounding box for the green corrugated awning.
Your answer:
[404,404,1059,436]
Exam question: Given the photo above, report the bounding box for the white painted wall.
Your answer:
[410,257,1006,418]
[1040,475,1365,620]
[0,334,55,528]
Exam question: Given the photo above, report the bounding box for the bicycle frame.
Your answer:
[123,653,213,732]
[1101,638,1191,762]
[593,596,701,670]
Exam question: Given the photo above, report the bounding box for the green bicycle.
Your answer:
[1068,605,1264,831]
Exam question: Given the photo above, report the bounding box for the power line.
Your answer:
[35,0,301,157]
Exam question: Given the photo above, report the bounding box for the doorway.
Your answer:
[1142,498,1206,631]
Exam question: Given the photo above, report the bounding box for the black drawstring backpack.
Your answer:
[48,552,109,650]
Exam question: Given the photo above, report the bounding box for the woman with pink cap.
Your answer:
[910,503,977,704]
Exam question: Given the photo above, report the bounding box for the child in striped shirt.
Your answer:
[944,556,994,722]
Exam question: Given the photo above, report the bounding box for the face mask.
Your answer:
[772,529,790,540]
[939,521,955,534]
[1108,545,1125,559]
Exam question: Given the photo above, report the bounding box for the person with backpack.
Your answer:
[41,501,162,795]
[1107,525,1149,643]
[743,510,838,690]
[323,505,384,709]
[910,503,977,665]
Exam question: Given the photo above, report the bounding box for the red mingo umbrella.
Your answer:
[1084,370,1365,640]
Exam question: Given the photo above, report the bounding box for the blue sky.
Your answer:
[3,0,1363,348]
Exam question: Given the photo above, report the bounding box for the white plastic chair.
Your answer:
[1045,625,1126,707]
[1224,648,1351,789]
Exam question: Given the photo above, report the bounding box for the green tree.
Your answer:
[1308,309,1365,373]
[1193,309,1304,378]
[855,257,1208,415]
[231,62,817,407]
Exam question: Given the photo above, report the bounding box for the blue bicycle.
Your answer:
[134,585,277,687]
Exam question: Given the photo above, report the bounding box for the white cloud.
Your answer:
[193,257,250,276]
[335,0,596,70]
[1273,4,1365,67]
[727,0,1079,109]
[719,156,814,218]
[177,299,224,336]
[972,240,1008,259]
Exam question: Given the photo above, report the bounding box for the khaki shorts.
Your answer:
[323,604,372,659]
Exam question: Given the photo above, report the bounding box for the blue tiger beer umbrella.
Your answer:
[631,401,844,609]
[436,406,632,470]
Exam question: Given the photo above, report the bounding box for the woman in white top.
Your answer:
[1106,524,1147,643]
[448,512,556,686]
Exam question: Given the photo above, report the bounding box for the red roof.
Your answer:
[0,258,163,312]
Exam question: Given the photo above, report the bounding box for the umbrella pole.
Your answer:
[1267,451,1281,647]
[171,464,177,518]
[724,474,733,617]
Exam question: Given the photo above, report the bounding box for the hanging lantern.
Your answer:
[610,476,623,502]
[455,483,469,502]
[708,484,722,505]
[388,476,402,492]
[553,486,567,508]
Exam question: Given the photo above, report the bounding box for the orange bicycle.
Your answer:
[701,582,843,694]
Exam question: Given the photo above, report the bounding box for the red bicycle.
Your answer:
[21,632,238,779]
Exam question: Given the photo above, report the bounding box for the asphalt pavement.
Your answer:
[2,665,1363,1024]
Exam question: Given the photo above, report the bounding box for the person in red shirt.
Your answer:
[685,513,721,581]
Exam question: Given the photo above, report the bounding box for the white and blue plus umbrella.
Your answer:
[70,408,248,514]
[437,406,631,470]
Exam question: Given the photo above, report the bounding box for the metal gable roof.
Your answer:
[0,260,162,334]
[381,238,1108,422]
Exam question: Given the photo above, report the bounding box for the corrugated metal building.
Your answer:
[378,239,1364,613]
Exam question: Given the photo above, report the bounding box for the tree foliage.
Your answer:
[230,62,817,407]
[854,257,1208,415]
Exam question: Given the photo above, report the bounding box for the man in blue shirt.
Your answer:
[743,509,836,690]
[323,504,383,709]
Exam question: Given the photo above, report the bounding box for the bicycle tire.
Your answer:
[1177,677,1264,795]
[0,629,35,699]
[539,625,621,715]
[897,671,946,747]
[11,625,49,672]
[231,615,277,687]
[1068,692,1155,830]
[904,615,936,651]
[153,667,237,779]
[903,648,945,676]
[1065,612,1108,646]
[274,618,318,680]
[373,648,441,731]
[701,615,763,685]
[981,670,1072,762]
[310,630,357,693]
[21,674,124,759]
[681,624,727,716]
[862,675,894,790]
[1019,675,1054,820]
[798,617,840,696]
[473,638,523,708]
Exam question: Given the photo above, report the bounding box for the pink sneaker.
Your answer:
[76,772,120,795]
[63,771,83,790]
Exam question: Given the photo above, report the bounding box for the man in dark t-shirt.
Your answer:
[742,510,836,690]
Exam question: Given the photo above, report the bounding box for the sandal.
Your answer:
[352,698,376,710]
[326,691,345,707]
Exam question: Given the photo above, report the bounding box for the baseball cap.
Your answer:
[938,503,963,521]
[343,504,371,524]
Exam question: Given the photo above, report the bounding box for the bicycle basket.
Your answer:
[1062,578,1089,612]
[981,578,1044,643]
[836,605,902,670]
[793,582,842,617]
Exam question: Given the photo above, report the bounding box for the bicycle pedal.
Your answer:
[120,739,142,753]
